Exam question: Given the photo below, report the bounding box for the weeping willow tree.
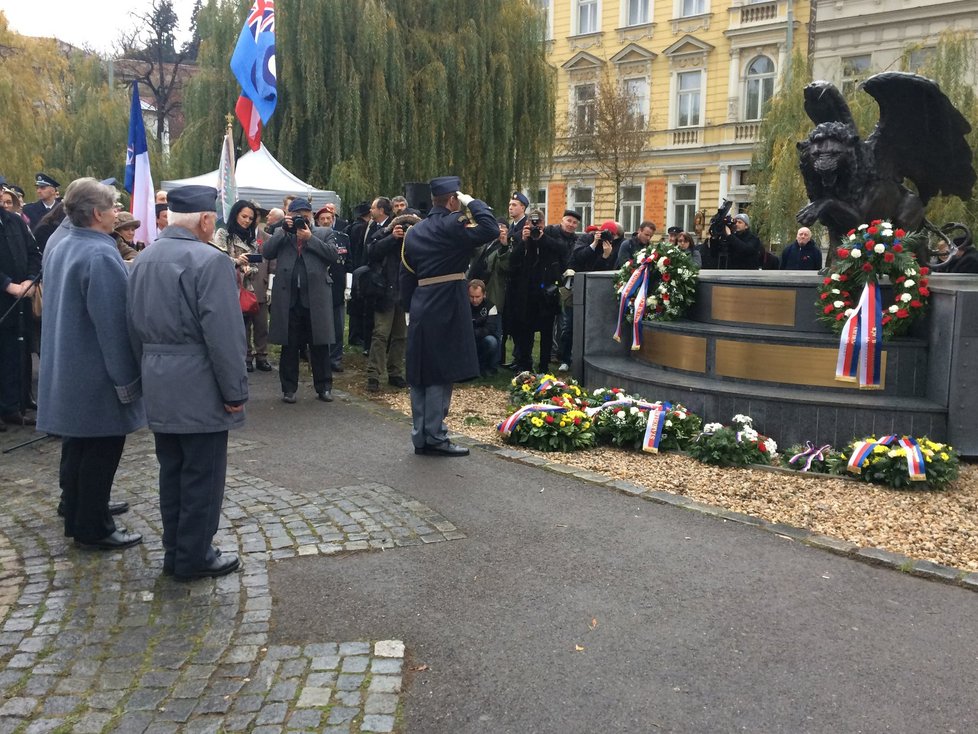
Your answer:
[175,0,554,211]
[751,32,978,250]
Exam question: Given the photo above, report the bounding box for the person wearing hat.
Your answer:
[666,225,683,245]
[113,212,141,261]
[399,176,499,456]
[128,184,248,579]
[263,197,341,403]
[36,178,144,550]
[23,173,62,232]
[498,191,531,368]
[711,211,763,269]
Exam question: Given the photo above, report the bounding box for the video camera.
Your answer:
[709,199,734,242]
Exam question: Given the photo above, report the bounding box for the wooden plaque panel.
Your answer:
[715,340,887,389]
[711,286,796,327]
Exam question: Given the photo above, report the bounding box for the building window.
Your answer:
[571,187,594,230]
[576,0,599,35]
[672,183,697,232]
[619,186,643,235]
[841,54,871,96]
[573,83,596,134]
[680,0,705,17]
[676,70,701,127]
[626,0,650,26]
[744,56,775,121]
[906,47,935,73]
[531,188,548,220]
[624,77,649,128]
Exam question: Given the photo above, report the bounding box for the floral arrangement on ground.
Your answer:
[687,414,778,467]
[815,220,930,339]
[613,242,699,323]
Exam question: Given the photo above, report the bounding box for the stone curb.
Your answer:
[341,388,978,594]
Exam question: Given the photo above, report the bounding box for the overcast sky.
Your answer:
[1,0,201,55]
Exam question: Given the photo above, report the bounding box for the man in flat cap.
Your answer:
[37,178,144,550]
[128,184,248,579]
[399,176,498,456]
[23,173,61,232]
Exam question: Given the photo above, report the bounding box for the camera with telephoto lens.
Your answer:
[284,215,308,233]
[529,214,542,236]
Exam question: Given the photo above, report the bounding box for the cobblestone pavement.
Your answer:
[0,431,464,733]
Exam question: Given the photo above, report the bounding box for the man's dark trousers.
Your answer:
[60,436,123,542]
[279,304,332,394]
[155,431,228,576]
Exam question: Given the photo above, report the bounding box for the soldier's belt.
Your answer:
[417,272,466,287]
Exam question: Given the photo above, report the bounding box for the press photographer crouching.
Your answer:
[707,207,763,270]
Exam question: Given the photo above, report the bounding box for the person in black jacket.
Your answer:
[468,279,501,376]
[346,202,372,350]
[711,212,762,269]
[511,209,575,373]
[614,221,657,269]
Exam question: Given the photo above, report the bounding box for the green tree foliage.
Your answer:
[176,0,554,211]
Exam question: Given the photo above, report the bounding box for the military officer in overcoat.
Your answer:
[399,176,498,456]
[128,185,248,580]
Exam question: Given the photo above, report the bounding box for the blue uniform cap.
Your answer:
[511,191,529,208]
[35,173,59,188]
[429,176,461,197]
[168,185,217,213]
[288,198,313,213]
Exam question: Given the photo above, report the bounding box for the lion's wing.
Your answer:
[803,80,855,128]
[863,71,975,204]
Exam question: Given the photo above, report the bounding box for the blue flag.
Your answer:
[124,82,157,246]
[230,0,277,125]
[125,82,149,194]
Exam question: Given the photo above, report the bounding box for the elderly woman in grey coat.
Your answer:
[37,178,145,550]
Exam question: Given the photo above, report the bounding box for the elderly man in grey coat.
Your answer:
[37,178,145,550]
[128,185,248,580]
[262,198,339,403]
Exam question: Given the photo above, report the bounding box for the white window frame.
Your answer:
[571,186,594,231]
[841,54,871,96]
[669,181,698,233]
[619,185,644,235]
[575,0,600,35]
[530,187,548,221]
[624,0,651,26]
[675,69,702,128]
[744,55,775,121]
[624,76,650,128]
[678,0,706,17]
[572,82,597,134]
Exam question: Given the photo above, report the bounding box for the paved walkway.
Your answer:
[0,430,464,733]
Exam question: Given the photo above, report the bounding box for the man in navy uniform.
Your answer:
[399,176,498,456]
[128,185,248,579]
[23,173,61,232]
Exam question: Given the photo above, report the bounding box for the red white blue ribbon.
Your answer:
[641,401,671,453]
[497,403,566,437]
[788,442,832,472]
[847,435,895,474]
[836,277,883,389]
[897,436,927,481]
[613,257,656,350]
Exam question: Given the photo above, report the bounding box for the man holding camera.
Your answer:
[399,176,499,456]
[262,198,340,403]
[715,212,762,270]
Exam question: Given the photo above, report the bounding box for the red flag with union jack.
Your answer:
[230,0,277,151]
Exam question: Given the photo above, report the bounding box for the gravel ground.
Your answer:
[334,355,978,572]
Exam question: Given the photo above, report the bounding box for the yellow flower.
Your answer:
[531,417,543,427]
[940,452,950,461]
[873,446,887,455]
[559,421,567,428]
[582,421,590,429]
[522,384,530,392]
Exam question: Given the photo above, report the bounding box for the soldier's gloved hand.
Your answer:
[456,191,474,206]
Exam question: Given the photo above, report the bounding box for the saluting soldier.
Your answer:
[399,176,498,456]
[128,185,248,580]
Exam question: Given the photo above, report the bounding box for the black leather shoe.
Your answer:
[174,554,240,581]
[255,359,272,372]
[246,360,255,373]
[317,390,333,402]
[388,376,408,388]
[75,530,143,550]
[282,392,296,404]
[415,442,469,457]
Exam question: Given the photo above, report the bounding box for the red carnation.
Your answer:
[883,253,895,263]
[895,276,906,284]
[895,228,906,237]
[573,417,581,425]
[883,315,891,325]
[661,257,671,266]
[837,248,850,259]
[836,313,846,321]
[820,293,829,301]
[910,299,923,308]
[865,239,876,248]
[847,229,856,236]
[862,263,873,272]
[919,278,929,287]
[841,291,850,297]
[920,267,930,275]
[896,309,910,319]
[662,273,671,282]
[893,244,903,253]
[758,442,767,453]
[823,277,832,285]
[663,295,670,302]
[839,274,848,282]
[545,415,554,424]
[919,287,930,297]
[823,304,834,314]
[867,228,877,236]
[871,219,882,225]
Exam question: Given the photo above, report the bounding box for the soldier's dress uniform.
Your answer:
[399,176,498,455]
[23,173,61,232]
[128,186,248,579]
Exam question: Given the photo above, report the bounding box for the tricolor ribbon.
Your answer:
[613,257,659,349]
[641,401,672,453]
[897,436,927,481]
[534,378,562,395]
[497,403,566,437]
[836,277,883,389]
[788,442,833,472]
[847,435,896,474]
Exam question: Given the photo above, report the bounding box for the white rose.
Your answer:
[844,309,853,317]
[905,268,915,276]
[900,292,912,303]
[889,305,899,314]
[881,222,892,230]
[616,410,626,419]
[676,411,686,420]
[904,279,915,288]
[874,244,885,254]
[848,233,857,242]
[833,300,844,308]
[850,249,862,258]
[831,273,841,281]
[831,288,840,295]
[882,229,893,237]
[858,224,869,231]
[732,414,753,426]
[703,422,724,433]
[665,420,673,428]
[629,406,639,415]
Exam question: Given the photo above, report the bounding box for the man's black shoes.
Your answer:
[174,554,240,581]
[282,392,297,404]
[317,390,333,402]
[255,359,273,371]
[388,376,408,388]
[415,442,470,457]
[75,530,143,550]
[58,500,129,517]
[366,378,380,393]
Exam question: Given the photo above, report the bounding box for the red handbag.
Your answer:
[239,287,259,315]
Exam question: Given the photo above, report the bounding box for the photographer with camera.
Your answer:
[708,206,762,270]
[262,198,340,404]
[509,208,576,373]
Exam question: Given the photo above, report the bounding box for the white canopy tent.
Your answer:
[162,144,340,213]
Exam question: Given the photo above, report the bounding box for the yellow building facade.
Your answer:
[535,0,809,238]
